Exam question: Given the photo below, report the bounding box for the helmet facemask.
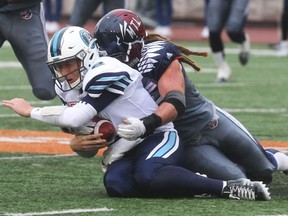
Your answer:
[48,55,86,92]
[124,39,144,68]
[47,27,99,92]
[96,37,144,69]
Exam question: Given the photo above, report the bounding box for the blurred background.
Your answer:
[60,0,282,25]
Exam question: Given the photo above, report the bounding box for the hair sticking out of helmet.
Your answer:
[47,26,99,91]
[143,33,209,72]
[94,9,146,68]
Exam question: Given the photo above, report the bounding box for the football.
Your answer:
[93,116,117,144]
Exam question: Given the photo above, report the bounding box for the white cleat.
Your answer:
[216,61,231,82]
[275,41,288,57]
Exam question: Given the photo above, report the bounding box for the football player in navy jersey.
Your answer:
[2,26,270,200]
[92,9,288,184]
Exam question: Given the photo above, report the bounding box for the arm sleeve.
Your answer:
[30,102,97,128]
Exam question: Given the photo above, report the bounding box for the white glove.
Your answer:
[117,117,146,141]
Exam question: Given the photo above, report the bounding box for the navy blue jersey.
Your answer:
[138,41,217,146]
[137,41,276,183]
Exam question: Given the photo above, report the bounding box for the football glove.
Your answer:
[117,117,146,141]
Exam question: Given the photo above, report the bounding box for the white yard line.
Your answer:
[0,136,70,144]
[0,154,76,160]
[0,108,285,117]
[188,47,279,56]
[0,85,31,90]
[0,61,21,68]
[4,208,115,216]
[0,100,55,106]
[195,82,248,87]
[258,215,288,216]
[0,46,279,70]
[223,108,287,113]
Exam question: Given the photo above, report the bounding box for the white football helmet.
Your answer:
[47,26,99,91]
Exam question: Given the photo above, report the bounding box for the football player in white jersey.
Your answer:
[2,26,270,200]
[92,9,288,184]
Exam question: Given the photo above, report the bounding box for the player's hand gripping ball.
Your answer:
[93,116,117,145]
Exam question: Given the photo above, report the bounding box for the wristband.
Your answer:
[140,113,162,138]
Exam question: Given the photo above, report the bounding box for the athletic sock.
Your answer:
[266,149,288,171]
[274,152,288,171]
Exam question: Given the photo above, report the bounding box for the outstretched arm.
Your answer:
[2,98,33,117]
[2,98,97,128]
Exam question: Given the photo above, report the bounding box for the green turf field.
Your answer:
[0,41,287,215]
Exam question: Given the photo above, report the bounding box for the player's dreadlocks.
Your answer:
[144,33,208,72]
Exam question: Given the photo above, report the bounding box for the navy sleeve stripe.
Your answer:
[85,71,132,97]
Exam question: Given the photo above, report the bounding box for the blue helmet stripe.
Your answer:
[50,27,68,57]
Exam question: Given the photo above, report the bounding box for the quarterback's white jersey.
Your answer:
[54,56,174,134]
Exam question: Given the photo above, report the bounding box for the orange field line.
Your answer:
[0,130,287,155]
[0,130,106,155]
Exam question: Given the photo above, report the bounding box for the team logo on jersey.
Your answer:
[20,9,33,20]
[166,53,173,60]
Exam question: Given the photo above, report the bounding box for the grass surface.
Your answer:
[0,153,287,216]
[0,41,288,215]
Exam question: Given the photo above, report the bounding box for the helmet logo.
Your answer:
[80,30,95,48]
[119,17,142,40]
[130,17,142,31]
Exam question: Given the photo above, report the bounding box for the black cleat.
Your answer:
[222,178,271,201]
[239,51,249,65]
